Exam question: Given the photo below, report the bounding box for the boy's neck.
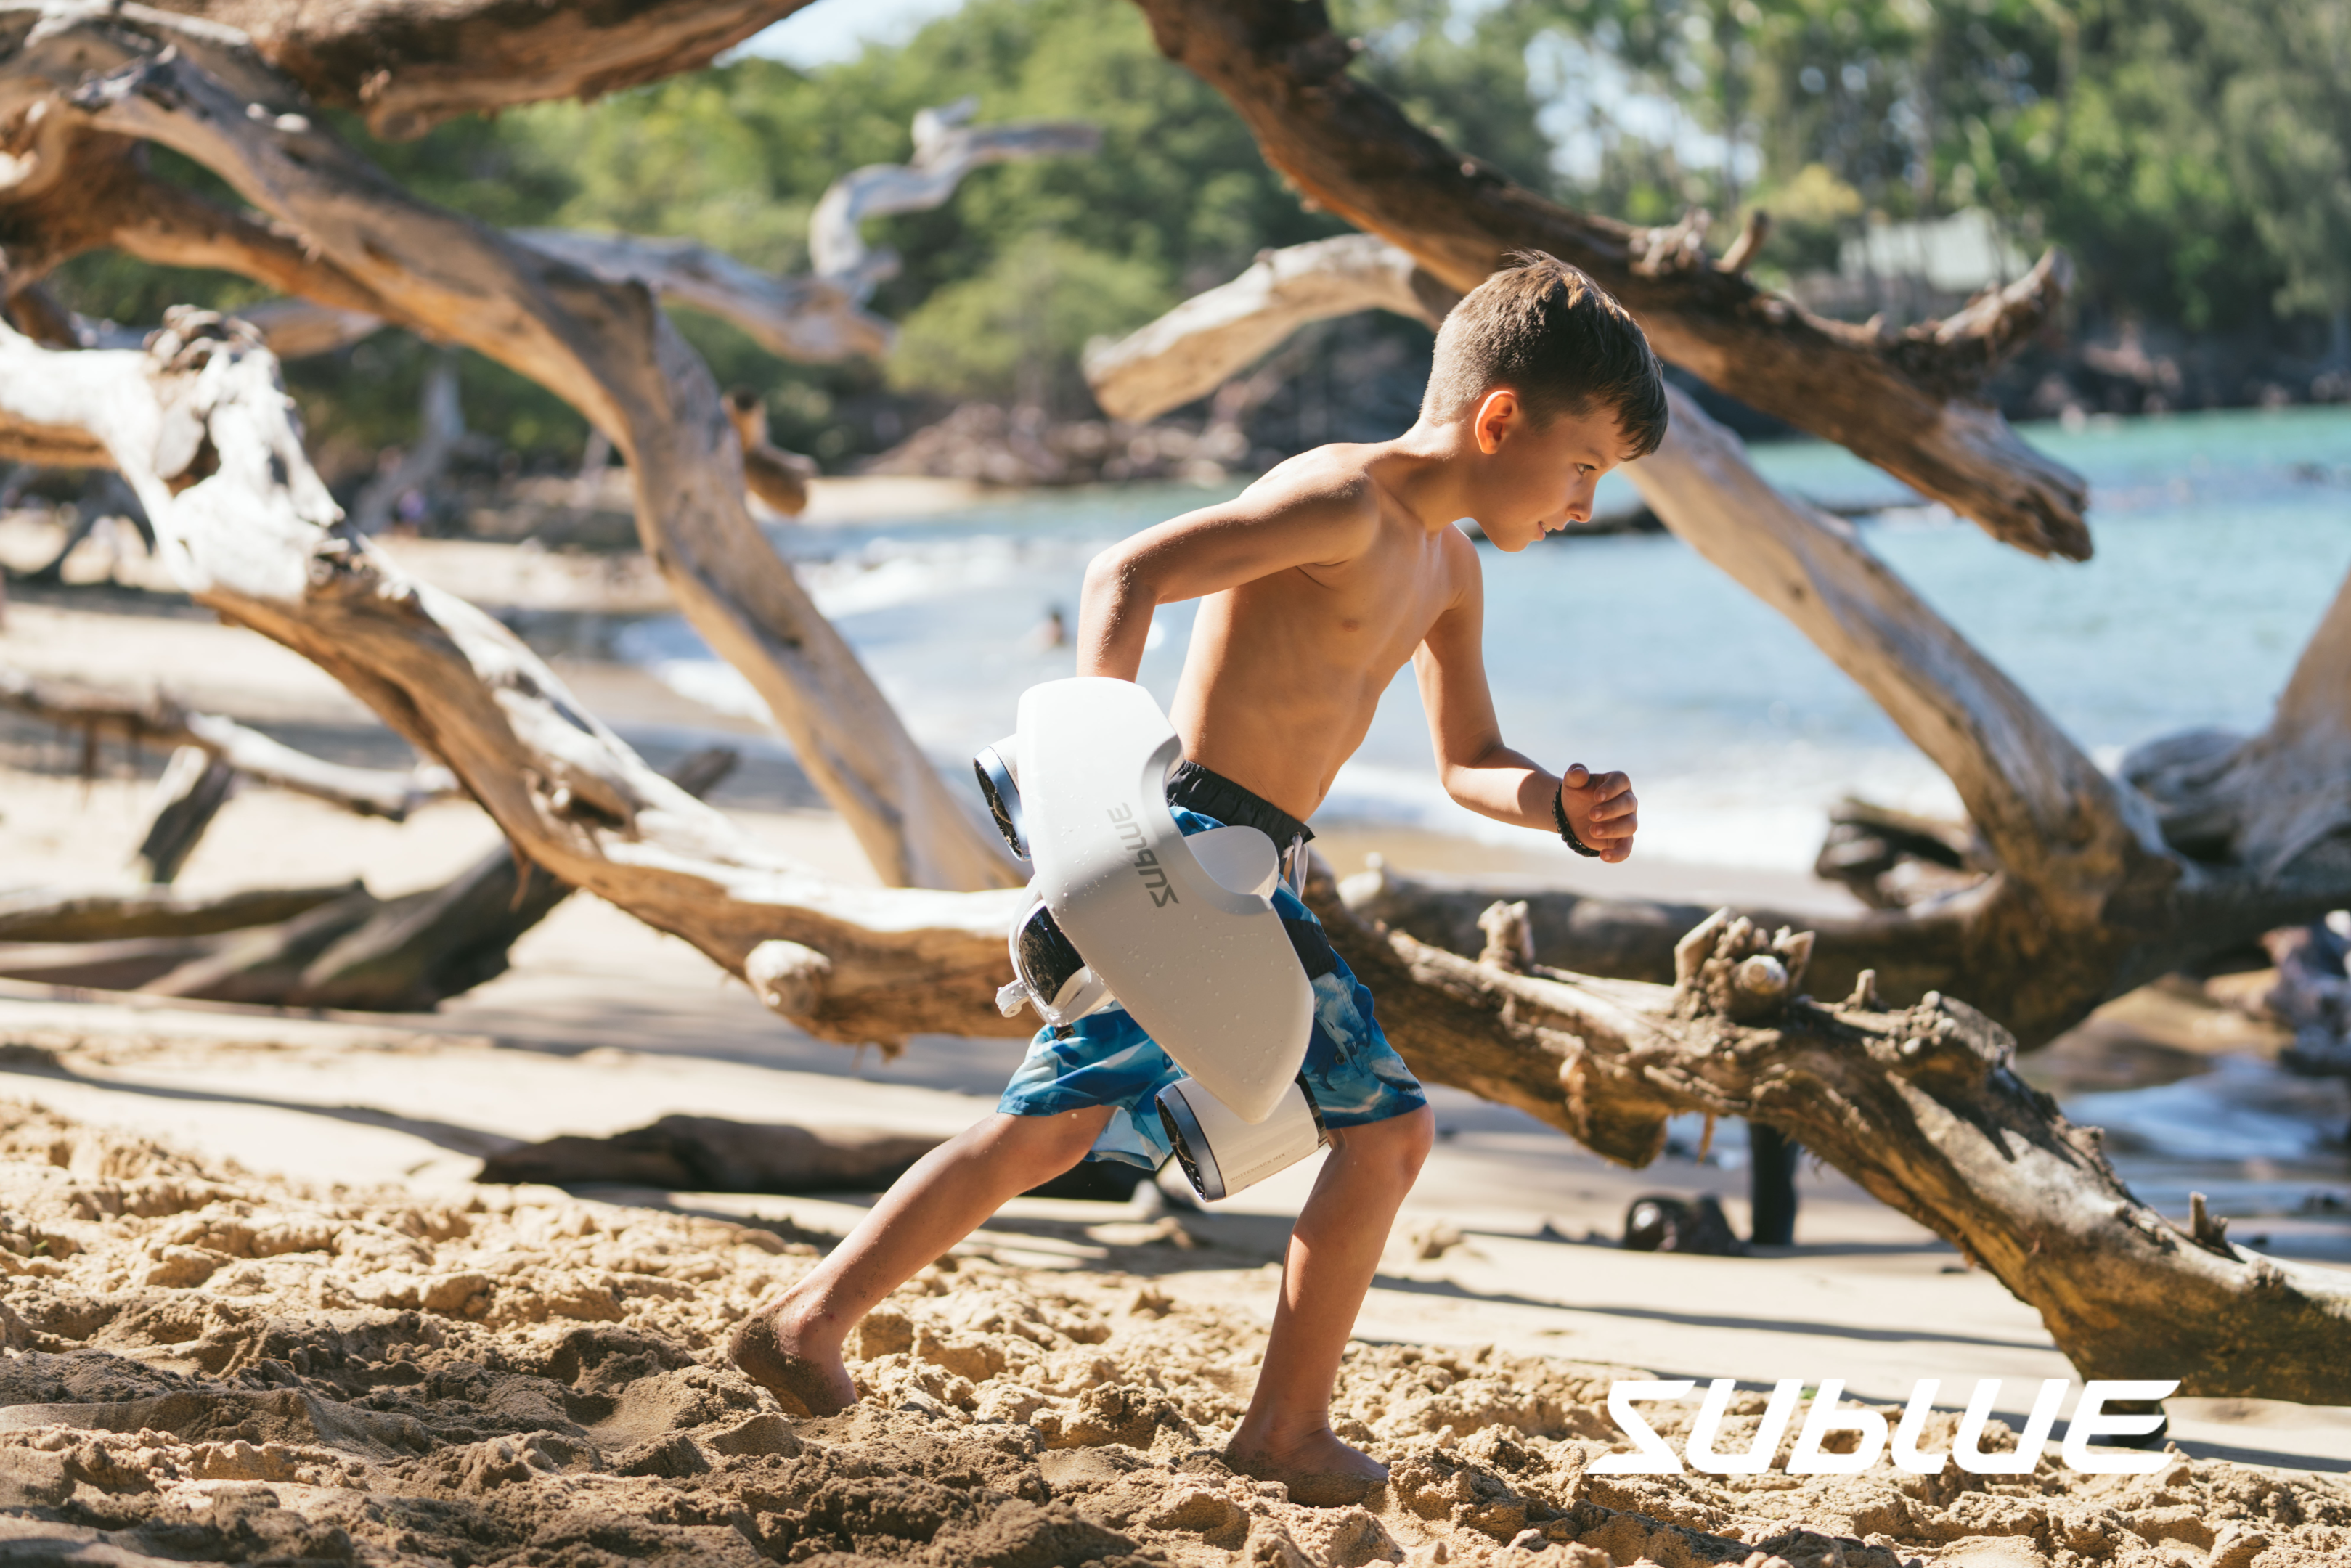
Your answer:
[1364,417,1481,538]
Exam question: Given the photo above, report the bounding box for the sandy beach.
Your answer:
[4,581,2350,1565]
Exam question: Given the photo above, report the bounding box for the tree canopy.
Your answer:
[45,0,2350,473]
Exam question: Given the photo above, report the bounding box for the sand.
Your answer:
[7,589,2351,1564]
[0,1100,2340,1567]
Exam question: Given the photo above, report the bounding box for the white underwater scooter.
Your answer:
[975,678,1328,1201]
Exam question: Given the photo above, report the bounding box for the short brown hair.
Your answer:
[1421,251,1668,457]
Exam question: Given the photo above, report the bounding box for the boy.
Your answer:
[732,252,1666,1502]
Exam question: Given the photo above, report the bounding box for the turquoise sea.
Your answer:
[620,405,2351,870]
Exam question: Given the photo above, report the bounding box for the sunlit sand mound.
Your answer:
[0,1101,2341,1567]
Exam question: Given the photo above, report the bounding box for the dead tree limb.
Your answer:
[0,308,1027,1037]
[725,388,815,517]
[809,97,1104,305]
[142,745,741,1010]
[229,298,387,360]
[0,883,358,943]
[118,1,822,141]
[270,98,1099,367]
[1310,886,2351,1403]
[1083,232,1448,420]
[131,746,238,884]
[1124,0,2090,560]
[14,301,2348,1404]
[4,9,1017,891]
[513,230,895,364]
[0,669,457,821]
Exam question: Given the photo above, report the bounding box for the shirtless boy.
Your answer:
[732,252,1668,1501]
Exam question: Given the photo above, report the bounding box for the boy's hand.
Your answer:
[1560,764,1638,862]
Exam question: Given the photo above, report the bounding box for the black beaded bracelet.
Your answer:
[1552,785,1604,857]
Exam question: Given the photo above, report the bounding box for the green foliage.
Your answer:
[889,234,1166,405]
[40,0,2351,474]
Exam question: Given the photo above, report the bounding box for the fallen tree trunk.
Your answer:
[13,294,2348,1405]
[0,884,358,943]
[1310,884,2351,1402]
[0,669,457,821]
[2,11,1019,893]
[1125,0,2090,560]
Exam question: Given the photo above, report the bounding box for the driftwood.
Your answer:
[809,97,1102,305]
[478,1117,944,1193]
[124,0,824,142]
[238,99,1099,371]
[0,884,357,943]
[1125,0,2090,560]
[131,746,238,884]
[0,669,455,821]
[1083,232,1451,421]
[2,743,738,1009]
[1315,889,2351,1402]
[725,388,816,517]
[513,229,895,364]
[1083,236,2351,1048]
[0,9,1018,892]
[10,282,2347,1403]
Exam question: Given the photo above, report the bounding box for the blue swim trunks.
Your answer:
[996,768,1427,1171]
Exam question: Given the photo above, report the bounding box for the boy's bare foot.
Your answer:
[1224,1425,1388,1507]
[727,1304,857,1417]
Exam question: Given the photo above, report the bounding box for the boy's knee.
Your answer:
[993,1109,1105,1177]
[1339,1104,1435,1184]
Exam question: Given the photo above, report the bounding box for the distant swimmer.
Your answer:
[730,252,1665,1504]
[1024,605,1067,650]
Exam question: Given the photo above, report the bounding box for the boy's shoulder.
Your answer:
[1233,442,1390,534]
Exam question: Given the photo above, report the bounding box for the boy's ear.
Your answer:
[1472,388,1523,454]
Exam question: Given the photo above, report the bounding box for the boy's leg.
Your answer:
[1227,1103,1434,1500]
[730,1106,1113,1414]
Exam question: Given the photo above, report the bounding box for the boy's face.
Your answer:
[1464,389,1634,552]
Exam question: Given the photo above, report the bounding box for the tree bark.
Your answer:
[131,746,238,885]
[3,11,1019,893]
[1083,232,1449,421]
[1124,0,2090,560]
[123,1,821,141]
[1309,886,2351,1402]
[0,884,359,943]
[12,295,2346,1404]
[725,388,815,518]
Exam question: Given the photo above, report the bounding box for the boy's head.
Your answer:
[1422,253,1668,548]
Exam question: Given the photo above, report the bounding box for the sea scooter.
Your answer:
[974,677,1327,1201]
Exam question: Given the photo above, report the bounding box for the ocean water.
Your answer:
[619,406,2351,870]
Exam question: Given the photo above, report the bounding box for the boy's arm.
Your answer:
[1076,475,1378,679]
[1414,535,1639,860]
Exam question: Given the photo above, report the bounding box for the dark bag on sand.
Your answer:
[1619,1193,1747,1255]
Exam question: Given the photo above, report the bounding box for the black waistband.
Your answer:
[1165,761,1314,846]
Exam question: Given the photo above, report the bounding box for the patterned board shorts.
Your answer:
[995,802,1429,1171]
